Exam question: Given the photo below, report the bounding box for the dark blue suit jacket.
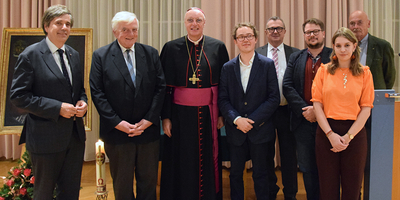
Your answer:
[10,39,87,154]
[218,52,280,146]
[282,46,332,131]
[90,40,166,145]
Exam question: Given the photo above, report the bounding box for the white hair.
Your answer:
[111,11,139,31]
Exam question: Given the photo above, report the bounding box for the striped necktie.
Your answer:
[126,49,136,87]
[272,48,279,76]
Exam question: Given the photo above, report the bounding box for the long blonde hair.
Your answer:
[328,27,363,76]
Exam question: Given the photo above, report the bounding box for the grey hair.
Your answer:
[111,11,139,31]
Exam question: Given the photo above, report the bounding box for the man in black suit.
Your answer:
[283,18,332,200]
[219,23,280,200]
[10,5,88,200]
[90,11,165,200]
[256,16,299,200]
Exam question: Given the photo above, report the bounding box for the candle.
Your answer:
[95,140,106,194]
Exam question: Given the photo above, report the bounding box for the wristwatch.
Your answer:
[346,132,354,140]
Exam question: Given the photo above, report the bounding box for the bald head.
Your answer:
[349,10,370,42]
[184,7,206,41]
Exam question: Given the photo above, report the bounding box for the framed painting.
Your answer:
[0,28,93,135]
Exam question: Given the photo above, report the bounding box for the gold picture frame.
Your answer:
[0,28,93,135]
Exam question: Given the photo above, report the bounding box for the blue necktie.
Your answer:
[57,49,72,88]
[126,49,136,86]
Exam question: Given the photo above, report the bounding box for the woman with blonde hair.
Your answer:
[311,27,374,200]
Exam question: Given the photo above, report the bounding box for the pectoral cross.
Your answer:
[189,73,199,84]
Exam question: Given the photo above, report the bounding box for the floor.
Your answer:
[0,159,308,200]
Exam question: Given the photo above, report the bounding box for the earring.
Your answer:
[332,55,338,60]
[351,54,356,60]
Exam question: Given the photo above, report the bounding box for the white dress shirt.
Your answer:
[267,43,287,106]
[46,37,72,84]
[118,42,136,80]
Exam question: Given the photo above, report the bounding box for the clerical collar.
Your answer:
[187,35,204,45]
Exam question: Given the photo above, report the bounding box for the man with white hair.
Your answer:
[160,7,229,200]
[349,10,396,89]
[90,11,166,200]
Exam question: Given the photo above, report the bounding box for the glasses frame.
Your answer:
[236,34,255,42]
[304,29,322,36]
[266,27,285,33]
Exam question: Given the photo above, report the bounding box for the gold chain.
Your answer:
[185,36,205,77]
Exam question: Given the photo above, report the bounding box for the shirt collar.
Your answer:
[46,37,65,53]
[117,40,135,53]
[239,52,255,67]
[360,34,369,46]
[267,42,284,52]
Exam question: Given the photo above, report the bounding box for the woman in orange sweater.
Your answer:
[311,27,374,200]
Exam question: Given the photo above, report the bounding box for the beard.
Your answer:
[307,41,323,49]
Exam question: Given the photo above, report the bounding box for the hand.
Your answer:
[115,120,136,134]
[236,117,254,133]
[302,106,316,122]
[343,134,352,145]
[328,132,349,152]
[217,116,225,129]
[162,118,172,138]
[128,119,153,137]
[60,103,77,118]
[75,100,88,117]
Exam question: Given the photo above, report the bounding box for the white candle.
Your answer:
[95,140,106,194]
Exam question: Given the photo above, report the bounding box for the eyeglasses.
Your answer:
[266,27,285,33]
[304,29,321,36]
[236,34,255,42]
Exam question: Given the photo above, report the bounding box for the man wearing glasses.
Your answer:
[219,23,280,200]
[256,16,299,200]
[283,18,332,200]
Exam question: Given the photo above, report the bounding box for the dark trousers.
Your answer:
[293,120,319,200]
[30,128,85,200]
[268,105,298,199]
[229,137,270,200]
[316,119,367,200]
[105,139,159,200]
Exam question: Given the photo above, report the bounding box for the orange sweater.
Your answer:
[311,63,374,120]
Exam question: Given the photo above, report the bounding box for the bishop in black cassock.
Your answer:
[160,7,229,200]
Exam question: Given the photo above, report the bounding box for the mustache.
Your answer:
[352,28,361,32]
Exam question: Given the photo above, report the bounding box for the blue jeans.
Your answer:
[293,119,319,200]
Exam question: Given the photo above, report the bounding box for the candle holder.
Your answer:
[95,140,108,200]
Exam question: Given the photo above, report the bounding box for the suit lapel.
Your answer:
[366,34,375,67]
[284,44,293,62]
[111,41,136,92]
[298,50,308,91]
[134,44,148,96]
[246,52,260,92]
[40,40,72,93]
[233,56,244,94]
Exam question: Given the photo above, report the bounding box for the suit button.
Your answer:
[244,102,247,105]
[244,114,248,117]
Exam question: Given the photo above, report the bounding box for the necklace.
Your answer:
[185,36,205,84]
[339,68,348,88]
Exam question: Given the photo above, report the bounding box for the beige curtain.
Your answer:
[0,0,65,160]
[201,0,364,59]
